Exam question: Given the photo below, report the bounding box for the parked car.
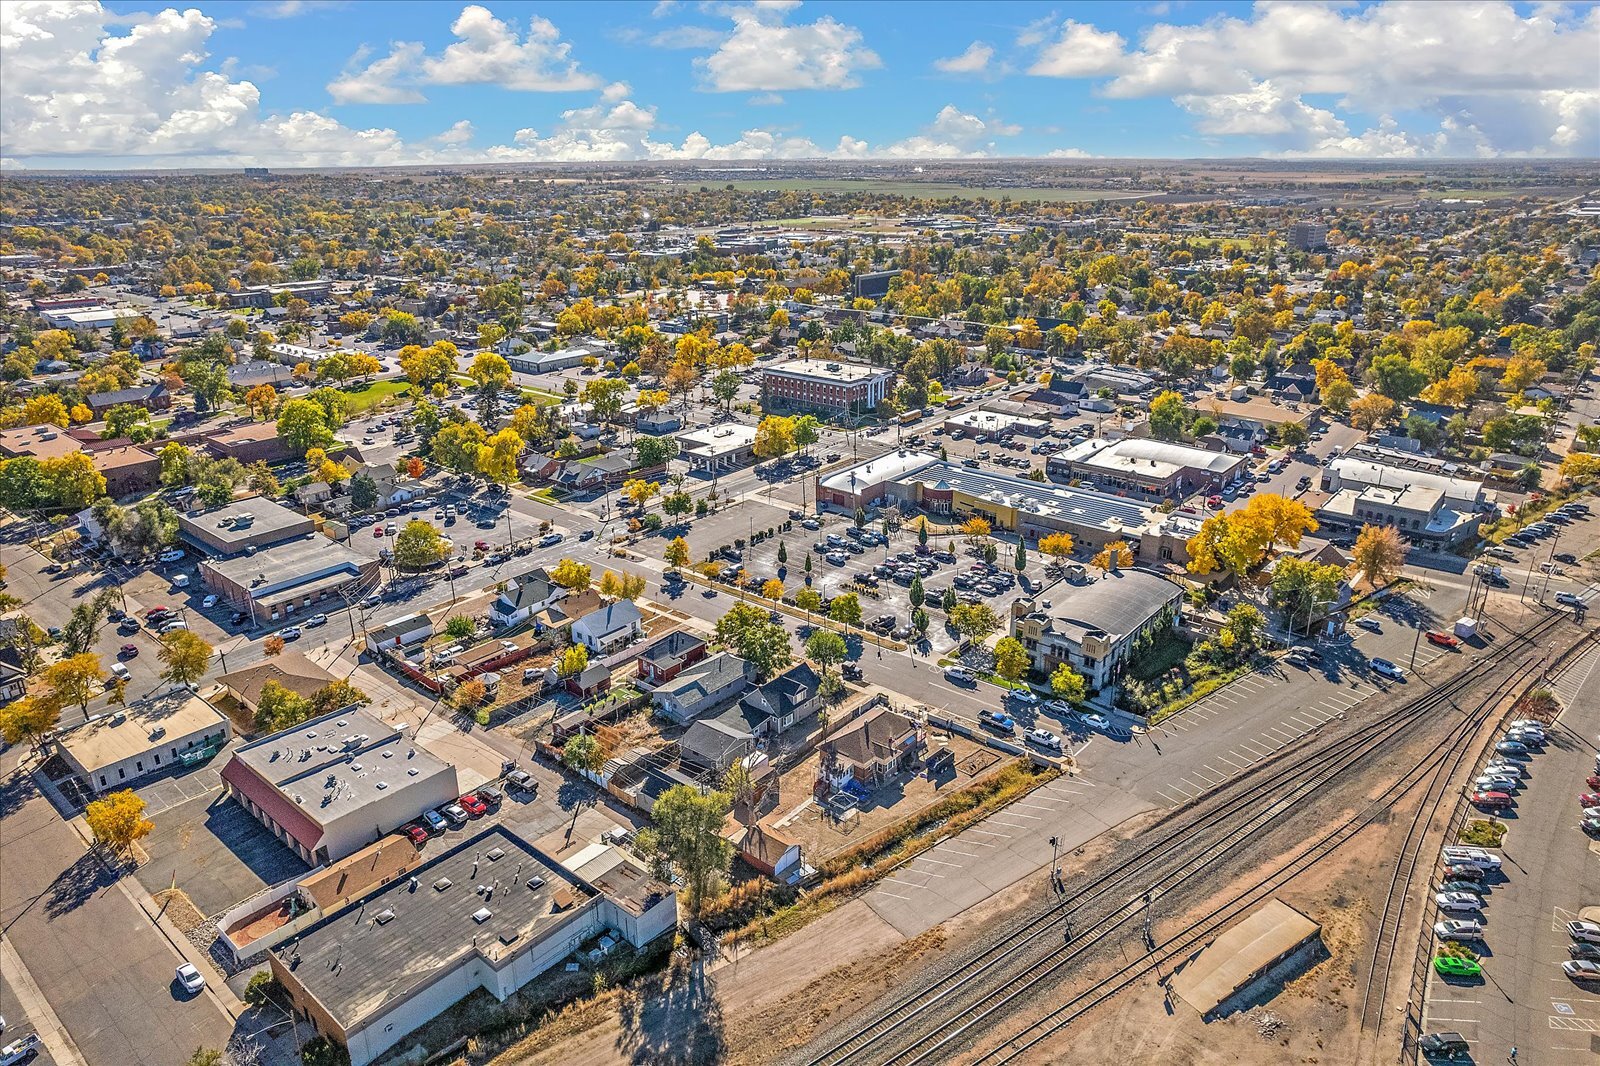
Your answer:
[423,808,448,832]
[1435,891,1485,913]
[1078,711,1112,732]
[403,822,430,845]
[1425,631,1460,648]
[201,594,219,609]
[1356,616,1383,632]
[442,804,469,827]
[1438,880,1487,897]
[1433,955,1482,978]
[1470,791,1512,810]
[1472,774,1519,793]
[158,549,185,563]
[119,643,139,658]
[477,784,504,807]
[841,663,863,682]
[1417,1031,1470,1060]
[0,1034,43,1066]
[1441,864,1485,883]
[978,709,1017,733]
[944,666,976,685]
[1569,920,1600,944]
[1563,960,1600,981]
[459,793,488,817]
[504,769,534,792]
[1569,943,1600,961]
[1371,658,1406,680]
[175,963,206,994]
[1494,739,1530,757]
[1008,689,1040,707]
[1025,728,1063,751]
[1434,919,1484,941]
[304,613,328,628]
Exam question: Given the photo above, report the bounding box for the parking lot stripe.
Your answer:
[916,857,964,868]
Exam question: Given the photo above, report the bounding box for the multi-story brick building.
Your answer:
[760,359,894,420]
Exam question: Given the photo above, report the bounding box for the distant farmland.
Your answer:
[676,178,1156,202]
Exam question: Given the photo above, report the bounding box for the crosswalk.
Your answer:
[1550,640,1600,712]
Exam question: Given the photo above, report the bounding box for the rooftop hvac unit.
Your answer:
[472,907,493,923]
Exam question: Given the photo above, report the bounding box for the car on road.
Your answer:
[1434,919,1484,941]
[278,625,302,641]
[1569,920,1600,944]
[1434,891,1485,913]
[841,663,863,682]
[201,594,219,608]
[1008,689,1040,706]
[1492,739,1530,757]
[1025,728,1062,751]
[1555,552,1579,564]
[0,1033,43,1065]
[304,613,328,628]
[119,643,139,658]
[1356,616,1383,632]
[175,963,206,994]
[578,529,594,541]
[361,594,381,609]
[1470,790,1512,810]
[1562,960,1600,981]
[459,793,488,817]
[158,549,185,562]
[1417,1031,1470,1060]
[1425,631,1460,648]
[1433,955,1482,978]
[978,709,1017,733]
[1371,657,1406,680]
[1556,591,1586,608]
[403,822,429,846]
[944,666,976,685]
[539,533,565,547]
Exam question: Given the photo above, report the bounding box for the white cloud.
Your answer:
[434,119,475,144]
[696,3,880,92]
[646,25,725,49]
[1025,1,1600,157]
[250,1,345,17]
[325,3,599,104]
[748,92,785,106]
[934,41,993,75]
[601,81,631,102]
[876,105,1019,159]
[1028,20,1129,78]
[1046,147,1091,158]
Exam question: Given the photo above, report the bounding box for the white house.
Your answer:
[488,568,564,628]
[571,600,644,654]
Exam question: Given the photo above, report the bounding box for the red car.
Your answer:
[143,605,169,618]
[119,644,139,658]
[1580,793,1600,808]
[473,540,491,551]
[1425,631,1460,648]
[403,822,429,846]
[1587,775,1600,791]
[1472,791,1512,810]
[1207,495,1224,509]
[373,525,385,537]
[459,793,488,817]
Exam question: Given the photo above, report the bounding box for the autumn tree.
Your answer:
[0,695,60,751]
[663,536,690,571]
[452,678,487,710]
[550,558,592,590]
[752,415,796,460]
[307,679,371,718]
[476,428,524,489]
[1349,393,1397,434]
[761,578,785,601]
[85,790,153,853]
[1050,663,1087,704]
[158,630,213,687]
[263,635,286,658]
[244,384,278,420]
[254,680,310,732]
[562,733,605,773]
[1091,540,1134,571]
[949,602,1001,644]
[43,654,105,716]
[1148,390,1189,439]
[557,644,590,678]
[993,636,1030,683]
[713,603,792,679]
[393,520,450,568]
[1038,531,1077,568]
[1350,524,1405,589]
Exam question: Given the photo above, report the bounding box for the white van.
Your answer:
[171,574,190,589]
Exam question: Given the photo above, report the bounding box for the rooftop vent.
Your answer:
[375,781,388,790]
[373,908,396,925]
[471,907,493,923]
[433,877,452,892]
[526,876,546,891]
[350,763,363,772]
[407,767,419,776]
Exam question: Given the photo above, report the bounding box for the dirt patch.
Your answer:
[152,888,207,933]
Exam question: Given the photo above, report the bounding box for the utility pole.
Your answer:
[1143,886,1156,950]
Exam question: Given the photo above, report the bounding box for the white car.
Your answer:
[200,594,219,608]
[1356,616,1383,632]
[175,963,206,994]
[1026,728,1063,751]
[1483,760,1528,779]
[278,625,303,641]
[1371,658,1406,680]
[1078,711,1112,731]
[1043,699,1075,717]
[1008,689,1040,706]
[158,549,185,563]
[1570,921,1600,945]
[1563,960,1600,981]
[1435,892,1484,912]
[1435,919,1484,941]
[1473,775,1520,793]
[304,613,328,628]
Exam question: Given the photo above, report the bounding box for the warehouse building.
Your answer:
[220,707,459,866]
[179,497,316,557]
[269,826,676,1066]
[200,535,380,624]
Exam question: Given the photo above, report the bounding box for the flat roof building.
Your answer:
[1050,437,1250,499]
[54,689,232,795]
[944,410,1050,438]
[179,496,316,557]
[1011,569,1183,692]
[200,535,380,624]
[761,359,894,420]
[269,826,675,1066]
[1171,899,1321,1017]
[677,423,758,472]
[1321,455,1493,514]
[220,706,459,865]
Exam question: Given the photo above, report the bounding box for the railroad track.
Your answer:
[801,612,1571,1066]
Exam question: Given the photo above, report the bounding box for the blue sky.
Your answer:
[1,1,1596,169]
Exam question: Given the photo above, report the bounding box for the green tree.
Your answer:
[949,602,1001,644]
[562,733,605,773]
[634,785,734,915]
[636,436,680,468]
[713,603,793,679]
[993,636,1029,682]
[349,473,379,512]
[276,398,335,455]
[254,679,310,732]
[393,520,450,568]
[1013,539,1027,573]
[1148,390,1188,439]
[804,629,848,674]
[828,592,863,627]
[909,575,925,608]
[1049,663,1087,704]
[443,615,476,639]
[306,682,370,719]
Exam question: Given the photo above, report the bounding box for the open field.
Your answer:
[339,378,411,412]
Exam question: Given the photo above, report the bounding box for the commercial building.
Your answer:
[1010,568,1183,693]
[200,536,380,624]
[40,305,144,330]
[220,707,459,865]
[1288,221,1329,252]
[179,496,316,557]
[0,424,83,460]
[1049,438,1250,499]
[92,444,163,497]
[1315,482,1485,550]
[202,421,299,465]
[269,826,675,1066]
[54,690,232,794]
[816,452,1166,559]
[222,280,332,309]
[677,423,757,472]
[1320,453,1494,515]
[944,410,1050,439]
[761,359,894,420]
[86,382,171,418]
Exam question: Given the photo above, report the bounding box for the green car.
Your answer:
[1434,955,1482,978]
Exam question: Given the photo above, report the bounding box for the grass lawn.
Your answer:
[340,379,411,412]
[1124,631,1194,684]
[519,386,564,405]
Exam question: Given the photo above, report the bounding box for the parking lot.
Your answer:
[1416,641,1600,1064]
[134,793,308,916]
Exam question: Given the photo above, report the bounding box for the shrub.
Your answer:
[1458,819,1506,848]
[243,971,278,1007]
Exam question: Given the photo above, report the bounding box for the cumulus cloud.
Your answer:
[696,3,881,92]
[876,105,1020,158]
[934,41,993,75]
[1025,1,1600,157]
[325,3,599,104]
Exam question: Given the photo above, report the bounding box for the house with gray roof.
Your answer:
[489,567,563,628]
[571,600,644,654]
[1010,567,1183,693]
[651,652,753,725]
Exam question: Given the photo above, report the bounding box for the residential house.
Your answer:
[635,631,708,685]
[217,651,336,719]
[724,821,805,884]
[86,381,170,418]
[532,588,604,637]
[652,652,753,725]
[0,661,28,705]
[563,662,613,700]
[520,452,559,481]
[488,567,563,628]
[679,719,755,773]
[572,600,644,654]
[1208,417,1269,453]
[821,705,924,784]
[723,661,821,737]
[553,453,634,492]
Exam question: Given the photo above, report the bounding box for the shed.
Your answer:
[1170,899,1322,1017]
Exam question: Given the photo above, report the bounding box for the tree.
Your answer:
[349,473,379,512]
[40,453,106,508]
[1421,367,1479,408]
[399,342,457,390]
[635,785,734,915]
[0,695,60,751]
[550,558,592,590]
[713,603,792,679]
[60,588,117,656]
[1091,540,1134,571]
[85,790,153,853]
[1270,556,1345,630]
[1039,531,1077,568]
[664,536,690,571]
[828,592,863,627]
[636,435,680,468]
[158,631,212,687]
[432,422,488,476]
[558,643,590,678]
[961,516,992,549]
[467,351,512,419]
[948,602,1001,644]
[1369,353,1428,402]
[794,587,822,613]
[581,378,629,423]
[909,575,925,608]
[263,635,285,658]
[600,570,646,601]
[43,654,105,715]
[1560,452,1600,486]
[993,636,1029,682]
[393,520,450,569]
[1500,354,1547,393]
[1013,539,1027,573]
[1350,523,1405,589]
[452,679,487,710]
[254,680,310,733]
[761,578,785,601]
[444,615,476,639]
[804,629,848,675]
[1349,393,1397,434]
[562,733,605,773]
[1049,663,1087,704]
[622,478,660,511]
[276,398,335,455]
[1220,603,1266,657]
[1148,390,1188,439]
[477,428,524,488]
